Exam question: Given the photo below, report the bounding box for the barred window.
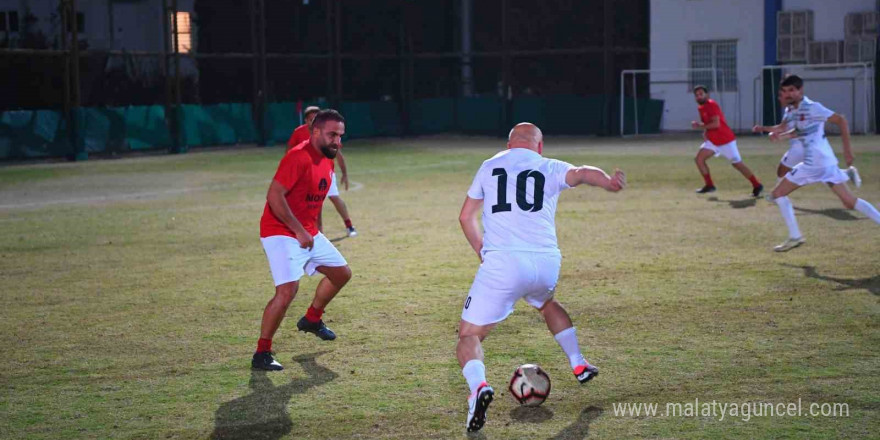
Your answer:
[689,40,737,92]
[171,12,193,53]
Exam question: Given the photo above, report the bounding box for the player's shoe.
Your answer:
[774,237,805,252]
[696,185,716,194]
[296,316,337,340]
[847,166,862,188]
[752,184,764,198]
[573,364,599,384]
[466,383,494,432]
[347,227,358,237]
[251,351,284,371]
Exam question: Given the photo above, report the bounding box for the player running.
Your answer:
[766,75,880,252]
[690,86,764,196]
[289,106,358,237]
[456,123,626,432]
[753,85,861,186]
[253,110,353,371]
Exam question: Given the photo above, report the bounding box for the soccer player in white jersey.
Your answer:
[753,85,861,185]
[456,123,626,432]
[767,75,880,252]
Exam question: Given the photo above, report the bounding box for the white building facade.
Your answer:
[650,0,877,133]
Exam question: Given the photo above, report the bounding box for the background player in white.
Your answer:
[456,123,626,432]
[753,83,861,186]
[767,75,880,252]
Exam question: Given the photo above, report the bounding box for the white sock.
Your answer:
[462,360,487,394]
[855,199,880,224]
[554,327,587,369]
[775,196,802,239]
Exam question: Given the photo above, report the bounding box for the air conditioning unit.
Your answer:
[862,11,879,36]
[808,40,844,64]
[778,36,808,63]
[778,10,814,39]
[846,12,863,37]
[844,37,876,63]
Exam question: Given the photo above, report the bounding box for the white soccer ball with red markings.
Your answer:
[508,364,551,406]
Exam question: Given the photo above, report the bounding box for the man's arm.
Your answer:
[827,113,854,166]
[266,180,314,249]
[691,115,721,130]
[564,166,626,192]
[336,151,349,191]
[458,196,484,262]
[753,122,788,134]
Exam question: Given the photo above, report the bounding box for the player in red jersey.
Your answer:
[252,109,352,371]
[691,86,763,197]
[288,106,357,237]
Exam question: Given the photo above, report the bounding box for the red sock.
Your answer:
[702,173,714,187]
[305,305,324,323]
[748,175,761,188]
[257,338,272,353]
[344,219,353,229]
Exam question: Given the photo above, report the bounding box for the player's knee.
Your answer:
[332,266,352,285]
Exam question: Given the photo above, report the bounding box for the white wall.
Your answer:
[650,0,764,132]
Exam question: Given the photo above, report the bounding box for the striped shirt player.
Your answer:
[455,123,626,432]
[691,86,764,196]
[767,75,879,252]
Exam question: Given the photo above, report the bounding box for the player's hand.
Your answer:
[752,125,763,133]
[690,121,701,130]
[844,151,854,167]
[769,131,782,142]
[296,232,314,250]
[341,174,349,191]
[607,169,626,192]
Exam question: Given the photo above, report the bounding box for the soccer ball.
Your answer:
[508,364,551,406]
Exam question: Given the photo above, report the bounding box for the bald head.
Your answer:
[507,123,543,153]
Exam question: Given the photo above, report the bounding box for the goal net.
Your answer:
[620,68,738,136]
[758,63,874,134]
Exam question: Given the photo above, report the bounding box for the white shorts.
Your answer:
[700,140,742,163]
[327,172,340,198]
[784,163,849,187]
[260,233,348,286]
[780,143,804,168]
[461,251,561,326]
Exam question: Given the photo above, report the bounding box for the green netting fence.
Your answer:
[0,95,663,160]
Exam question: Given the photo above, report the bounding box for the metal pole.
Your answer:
[259,0,267,144]
[173,0,182,150]
[325,0,333,103]
[501,0,509,131]
[603,0,614,135]
[334,0,342,104]
[619,70,625,135]
[70,0,83,160]
[632,73,639,135]
[460,0,473,97]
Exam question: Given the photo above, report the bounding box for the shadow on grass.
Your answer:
[784,264,880,296]
[510,405,554,423]
[328,235,348,243]
[707,196,757,209]
[210,352,338,440]
[793,206,861,221]
[549,406,603,440]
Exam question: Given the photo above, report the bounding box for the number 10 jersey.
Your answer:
[467,148,574,254]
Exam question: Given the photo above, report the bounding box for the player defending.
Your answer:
[766,75,880,252]
[456,123,626,432]
[753,85,861,186]
[289,106,358,237]
[691,86,763,196]
[253,110,353,371]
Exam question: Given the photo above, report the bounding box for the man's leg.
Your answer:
[732,161,763,196]
[329,195,356,236]
[695,148,716,193]
[770,178,805,251]
[458,320,496,432]
[297,265,351,341]
[828,183,880,224]
[253,281,299,370]
[539,299,598,383]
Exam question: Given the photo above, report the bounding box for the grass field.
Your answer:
[1,134,878,439]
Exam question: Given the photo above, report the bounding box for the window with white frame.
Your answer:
[689,40,737,92]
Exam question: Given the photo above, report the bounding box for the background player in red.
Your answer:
[690,86,763,197]
[253,110,353,371]
[289,106,358,237]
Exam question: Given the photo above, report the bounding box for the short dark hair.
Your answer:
[780,74,803,89]
[693,85,709,94]
[312,109,345,129]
